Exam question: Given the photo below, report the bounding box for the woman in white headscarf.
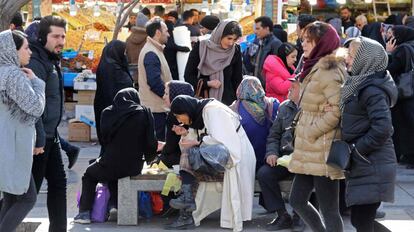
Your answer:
[184,20,243,105]
[0,30,45,232]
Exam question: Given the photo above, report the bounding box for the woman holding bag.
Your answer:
[287,21,347,232]
[341,37,397,232]
[184,20,243,105]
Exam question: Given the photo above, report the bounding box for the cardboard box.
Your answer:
[75,105,95,123]
[68,120,91,142]
[74,81,97,90]
[77,90,95,105]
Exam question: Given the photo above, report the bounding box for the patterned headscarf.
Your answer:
[340,36,388,109]
[231,76,276,125]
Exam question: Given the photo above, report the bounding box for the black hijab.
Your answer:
[277,42,296,75]
[96,40,131,80]
[100,88,144,144]
[170,95,213,130]
[273,24,287,43]
[392,25,414,45]
[361,22,386,48]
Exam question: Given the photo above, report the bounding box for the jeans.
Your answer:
[0,176,37,232]
[32,138,67,232]
[289,174,343,232]
[79,162,117,212]
[153,112,167,142]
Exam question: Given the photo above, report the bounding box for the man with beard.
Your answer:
[27,15,67,232]
[340,6,355,31]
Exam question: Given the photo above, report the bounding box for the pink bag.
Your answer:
[77,183,110,223]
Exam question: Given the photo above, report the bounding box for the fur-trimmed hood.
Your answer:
[314,48,347,71]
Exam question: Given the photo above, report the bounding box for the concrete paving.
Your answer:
[23,120,414,231]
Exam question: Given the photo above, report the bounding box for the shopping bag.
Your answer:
[150,192,163,214]
[91,183,110,222]
[138,192,153,218]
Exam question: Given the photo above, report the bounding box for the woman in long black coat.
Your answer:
[387,26,414,167]
[74,88,157,224]
[94,40,133,147]
[342,37,398,232]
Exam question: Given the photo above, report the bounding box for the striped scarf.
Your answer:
[340,37,388,110]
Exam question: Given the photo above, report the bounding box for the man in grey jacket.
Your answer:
[257,77,305,231]
[27,15,67,232]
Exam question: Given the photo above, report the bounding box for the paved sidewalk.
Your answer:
[24,121,414,231]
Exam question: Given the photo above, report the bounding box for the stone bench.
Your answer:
[118,174,292,226]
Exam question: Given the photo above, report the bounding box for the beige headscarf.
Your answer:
[198,20,237,101]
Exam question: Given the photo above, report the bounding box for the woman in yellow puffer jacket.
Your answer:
[288,21,347,232]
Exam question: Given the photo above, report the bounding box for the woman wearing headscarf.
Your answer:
[273,24,288,43]
[288,21,347,232]
[230,76,279,169]
[341,36,398,232]
[387,25,414,168]
[345,26,362,41]
[167,96,256,231]
[361,22,386,48]
[184,20,243,105]
[74,88,157,224]
[94,40,133,150]
[0,30,45,231]
[155,80,195,167]
[263,42,297,103]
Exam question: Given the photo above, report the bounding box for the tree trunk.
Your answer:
[0,0,31,31]
[112,0,140,41]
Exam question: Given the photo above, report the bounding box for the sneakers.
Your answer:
[108,207,118,222]
[292,213,305,232]
[74,211,91,224]
[67,145,80,169]
[265,213,293,231]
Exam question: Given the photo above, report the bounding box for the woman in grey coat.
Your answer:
[341,37,398,232]
[0,30,45,232]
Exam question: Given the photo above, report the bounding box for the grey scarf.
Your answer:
[340,37,388,110]
[198,20,237,101]
[0,30,42,125]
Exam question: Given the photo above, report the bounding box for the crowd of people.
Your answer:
[0,5,413,232]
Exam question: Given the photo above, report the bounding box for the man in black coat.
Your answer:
[27,15,68,232]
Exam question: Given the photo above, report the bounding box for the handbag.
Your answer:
[195,78,209,99]
[326,124,351,170]
[397,44,414,99]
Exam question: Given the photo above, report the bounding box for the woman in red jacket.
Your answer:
[263,43,297,103]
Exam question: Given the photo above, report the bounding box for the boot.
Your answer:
[169,184,196,211]
[164,210,195,230]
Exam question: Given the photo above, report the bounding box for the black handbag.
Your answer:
[397,44,414,99]
[326,124,351,170]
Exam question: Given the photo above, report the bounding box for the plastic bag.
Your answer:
[76,183,110,223]
[188,144,230,175]
[277,154,292,168]
[138,192,153,218]
[150,192,163,214]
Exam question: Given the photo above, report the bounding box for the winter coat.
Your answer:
[98,110,157,178]
[27,41,63,147]
[341,71,398,206]
[266,100,299,158]
[288,52,346,180]
[243,34,282,87]
[125,26,147,85]
[263,55,294,103]
[184,42,243,106]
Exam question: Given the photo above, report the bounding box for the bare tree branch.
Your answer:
[112,0,140,40]
[0,0,31,31]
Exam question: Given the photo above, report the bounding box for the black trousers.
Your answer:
[32,138,67,232]
[79,162,118,212]
[350,202,389,232]
[289,174,343,232]
[153,112,167,142]
[256,164,291,212]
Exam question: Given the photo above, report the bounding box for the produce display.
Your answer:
[239,15,255,36]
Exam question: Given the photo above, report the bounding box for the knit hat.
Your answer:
[200,15,220,31]
[136,12,149,28]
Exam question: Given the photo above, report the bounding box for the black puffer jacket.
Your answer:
[27,41,63,147]
[341,71,398,207]
[265,100,298,159]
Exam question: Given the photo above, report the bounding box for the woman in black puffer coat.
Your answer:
[341,37,398,232]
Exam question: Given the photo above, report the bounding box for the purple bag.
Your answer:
[76,183,110,223]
